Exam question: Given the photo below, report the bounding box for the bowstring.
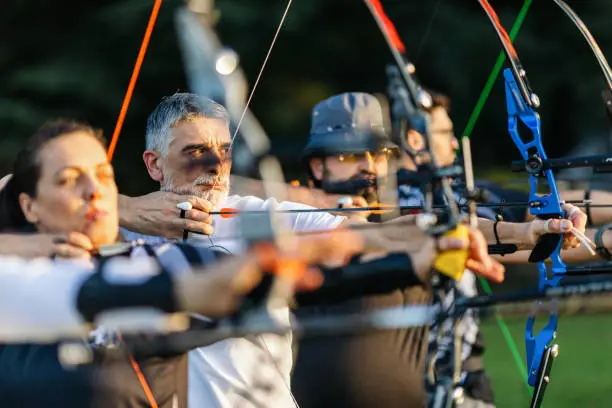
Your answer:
[203,1,302,406]
[227,0,293,152]
[415,0,445,65]
[207,0,293,247]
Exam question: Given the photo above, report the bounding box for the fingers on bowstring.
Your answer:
[186,196,214,213]
[175,218,214,236]
[184,209,213,224]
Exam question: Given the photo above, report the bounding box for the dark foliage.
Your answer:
[3,0,612,194]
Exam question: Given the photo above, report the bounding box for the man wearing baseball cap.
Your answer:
[292,92,431,408]
[300,92,399,220]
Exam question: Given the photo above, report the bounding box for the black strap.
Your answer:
[491,214,519,256]
[487,243,518,255]
[585,189,593,227]
[175,243,205,266]
[142,243,158,258]
[493,217,502,246]
[180,209,188,240]
[595,223,612,261]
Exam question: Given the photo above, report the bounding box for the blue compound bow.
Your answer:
[504,68,563,404]
[478,1,566,406]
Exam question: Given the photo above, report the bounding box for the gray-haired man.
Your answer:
[122,92,348,408]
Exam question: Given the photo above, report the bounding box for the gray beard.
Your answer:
[161,177,230,209]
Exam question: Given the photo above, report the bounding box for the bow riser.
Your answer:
[504,68,565,390]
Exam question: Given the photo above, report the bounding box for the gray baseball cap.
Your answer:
[302,92,399,159]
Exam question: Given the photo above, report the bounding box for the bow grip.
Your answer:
[434,225,469,281]
[528,215,564,263]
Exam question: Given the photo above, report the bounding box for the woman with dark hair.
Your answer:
[0,119,366,408]
[0,120,115,257]
[0,119,244,408]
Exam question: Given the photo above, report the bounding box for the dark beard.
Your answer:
[348,173,380,205]
[359,186,380,205]
[318,171,381,204]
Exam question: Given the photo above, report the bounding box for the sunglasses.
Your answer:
[335,148,395,164]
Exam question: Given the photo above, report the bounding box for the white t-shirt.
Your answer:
[122,194,346,408]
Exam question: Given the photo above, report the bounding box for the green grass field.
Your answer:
[481,314,612,407]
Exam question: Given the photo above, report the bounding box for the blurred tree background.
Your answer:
[2,0,612,195]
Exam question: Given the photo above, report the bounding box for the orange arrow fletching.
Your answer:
[369,203,395,215]
[218,208,240,218]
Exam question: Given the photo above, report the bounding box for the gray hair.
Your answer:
[146,93,230,156]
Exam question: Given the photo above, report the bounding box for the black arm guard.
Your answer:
[296,252,421,306]
[76,261,177,323]
[595,223,612,261]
